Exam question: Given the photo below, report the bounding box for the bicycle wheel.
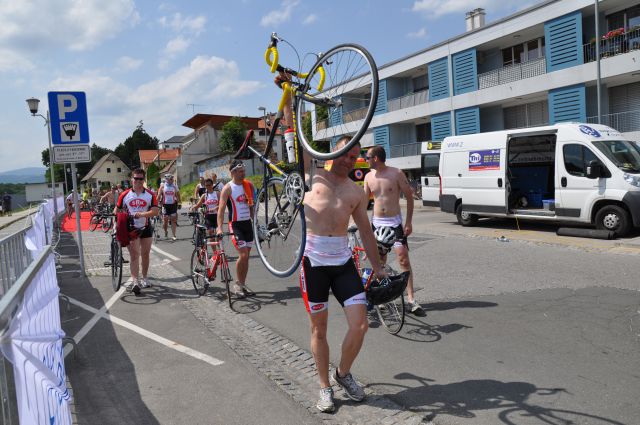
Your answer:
[89,215,100,231]
[221,258,233,308]
[296,44,379,160]
[253,177,306,277]
[102,216,113,233]
[376,294,405,335]
[111,239,123,292]
[190,248,209,296]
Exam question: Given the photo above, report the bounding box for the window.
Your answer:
[117,167,122,173]
[106,167,111,173]
[563,145,599,177]
[412,74,428,93]
[502,37,544,66]
[421,153,440,177]
[607,5,640,31]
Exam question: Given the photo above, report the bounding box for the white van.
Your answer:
[420,141,441,206]
[439,123,640,237]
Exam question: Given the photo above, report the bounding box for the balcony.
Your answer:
[390,142,422,158]
[387,90,428,113]
[315,106,367,132]
[586,110,640,133]
[478,56,546,90]
[583,27,640,63]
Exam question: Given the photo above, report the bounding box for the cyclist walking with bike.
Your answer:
[191,177,221,237]
[158,174,180,241]
[217,160,255,298]
[115,168,159,295]
[364,146,424,316]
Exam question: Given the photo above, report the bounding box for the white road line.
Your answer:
[64,295,223,367]
[151,245,180,261]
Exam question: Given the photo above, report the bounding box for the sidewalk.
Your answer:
[0,207,35,230]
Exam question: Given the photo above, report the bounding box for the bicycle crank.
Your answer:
[284,172,305,205]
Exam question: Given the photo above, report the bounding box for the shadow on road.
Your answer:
[369,372,626,425]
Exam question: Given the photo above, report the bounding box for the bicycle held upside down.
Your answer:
[234,32,379,278]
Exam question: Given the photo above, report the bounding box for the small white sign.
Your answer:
[53,145,91,163]
[59,121,81,142]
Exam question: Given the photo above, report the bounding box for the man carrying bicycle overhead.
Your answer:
[217,160,255,298]
[278,74,387,413]
[191,177,221,237]
[114,168,159,295]
[158,173,180,241]
[364,146,425,316]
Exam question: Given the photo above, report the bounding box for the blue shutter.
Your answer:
[452,49,478,95]
[548,84,586,123]
[428,58,450,101]
[544,11,583,72]
[431,112,452,141]
[374,79,387,115]
[455,107,480,135]
[329,99,343,127]
[373,126,390,157]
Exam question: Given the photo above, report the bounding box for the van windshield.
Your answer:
[592,140,640,173]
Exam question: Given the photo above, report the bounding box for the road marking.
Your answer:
[151,245,180,261]
[64,295,224,367]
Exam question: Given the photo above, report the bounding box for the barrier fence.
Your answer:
[0,197,71,425]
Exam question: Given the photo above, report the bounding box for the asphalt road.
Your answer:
[150,208,640,425]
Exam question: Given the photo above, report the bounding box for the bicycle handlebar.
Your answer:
[265,33,325,91]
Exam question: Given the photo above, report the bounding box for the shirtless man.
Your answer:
[364,146,424,316]
[278,75,387,413]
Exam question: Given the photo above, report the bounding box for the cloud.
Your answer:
[0,0,139,52]
[158,13,207,35]
[45,55,263,145]
[164,36,191,56]
[260,0,299,27]
[303,14,317,25]
[0,48,34,72]
[411,0,522,18]
[407,27,428,39]
[116,56,143,71]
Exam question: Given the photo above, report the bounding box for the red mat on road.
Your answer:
[61,211,93,232]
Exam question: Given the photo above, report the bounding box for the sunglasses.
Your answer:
[365,156,373,160]
[133,177,145,181]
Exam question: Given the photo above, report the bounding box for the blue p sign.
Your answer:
[48,92,90,145]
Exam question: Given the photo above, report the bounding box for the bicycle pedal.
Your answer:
[123,259,130,264]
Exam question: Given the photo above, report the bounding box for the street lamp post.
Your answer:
[26,97,59,221]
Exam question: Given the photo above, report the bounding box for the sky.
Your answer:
[0,0,533,173]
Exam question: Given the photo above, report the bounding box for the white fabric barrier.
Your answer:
[1,199,72,425]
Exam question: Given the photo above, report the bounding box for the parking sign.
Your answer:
[48,92,90,145]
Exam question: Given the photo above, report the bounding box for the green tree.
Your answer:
[114,121,159,169]
[146,163,159,190]
[40,149,66,184]
[219,117,250,153]
[302,112,329,153]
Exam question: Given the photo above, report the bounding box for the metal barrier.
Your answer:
[583,28,640,63]
[586,110,640,133]
[478,56,546,90]
[390,142,422,158]
[387,90,428,113]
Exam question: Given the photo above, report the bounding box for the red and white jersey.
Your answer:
[203,190,220,214]
[117,188,158,229]
[228,181,251,222]
[162,183,179,205]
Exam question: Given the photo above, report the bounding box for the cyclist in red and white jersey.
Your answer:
[190,176,221,236]
[217,160,255,297]
[158,174,181,241]
[115,168,159,295]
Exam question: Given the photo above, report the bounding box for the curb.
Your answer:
[0,211,35,231]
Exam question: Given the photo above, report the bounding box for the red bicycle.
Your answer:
[190,226,234,307]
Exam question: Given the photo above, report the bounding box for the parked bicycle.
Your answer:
[190,227,234,307]
[234,32,379,277]
[348,225,408,335]
[89,203,114,233]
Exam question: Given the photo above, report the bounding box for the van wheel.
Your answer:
[595,205,631,237]
[456,204,478,226]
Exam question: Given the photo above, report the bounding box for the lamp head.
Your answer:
[26,97,40,115]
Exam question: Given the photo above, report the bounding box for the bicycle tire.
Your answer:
[111,239,123,292]
[376,294,405,335]
[296,43,379,160]
[190,248,208,296]
[253,177,306,277]
[89,215,100,231]
[221,258,233,308]
[102,216,113,233]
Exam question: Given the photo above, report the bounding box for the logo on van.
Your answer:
[469,153,482,164]
[579,125,601,138]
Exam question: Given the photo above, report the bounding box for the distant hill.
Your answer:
[0,167,47,183]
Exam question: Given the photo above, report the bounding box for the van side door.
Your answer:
[556,142,607,221]
[421,152,440,206]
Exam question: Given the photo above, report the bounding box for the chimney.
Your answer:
[465,8,486,32]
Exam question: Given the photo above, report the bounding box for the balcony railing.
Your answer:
[390,142,422,158]
[387,90,428,112]
[586,110,640,133]
[317,119,328,130]
[343,106,368,124]
[478,56,546,90]
[583,28,640,63]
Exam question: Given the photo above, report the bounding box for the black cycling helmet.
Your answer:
[366,271,410,306]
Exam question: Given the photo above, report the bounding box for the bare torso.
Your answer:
[304,169,363,237]
[365,167,402,218]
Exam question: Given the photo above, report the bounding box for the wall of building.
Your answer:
[389,124,416,146]
[480,106,504,132]
[25,183,64,203]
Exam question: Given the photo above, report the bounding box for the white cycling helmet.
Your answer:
[374,226,395,253]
